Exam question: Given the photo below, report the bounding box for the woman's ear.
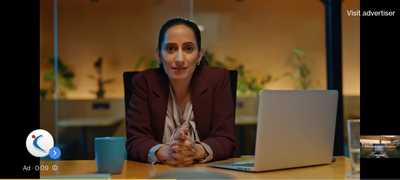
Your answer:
[197,49,205,64]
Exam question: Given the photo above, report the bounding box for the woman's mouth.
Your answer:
[172,67,188,71]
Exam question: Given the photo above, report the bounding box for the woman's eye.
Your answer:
[166,46,176,53]
[183,46,194,52]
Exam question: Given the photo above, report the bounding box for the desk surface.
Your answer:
[41,156,352,179]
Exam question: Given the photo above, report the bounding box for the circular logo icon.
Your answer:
[48,146,61,160]
[26,129,54,157]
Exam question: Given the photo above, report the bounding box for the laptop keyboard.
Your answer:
[231,162,254,167]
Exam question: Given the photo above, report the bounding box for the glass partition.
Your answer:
[40,0,194,160]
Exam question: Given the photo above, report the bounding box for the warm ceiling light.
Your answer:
[384,135,397,138]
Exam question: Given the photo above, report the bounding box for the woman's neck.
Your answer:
[170,78,191,108]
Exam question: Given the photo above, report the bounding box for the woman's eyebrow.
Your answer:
[164,42,178,47]
[165,42,178,45]
[182,42,195,46]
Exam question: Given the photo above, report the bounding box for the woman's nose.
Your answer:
[175,49,184,63]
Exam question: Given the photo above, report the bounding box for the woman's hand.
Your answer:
[155,144,181,166]
[156,142,196,166]
[156,126,196,166]
[171,126,197,166]
[170,141,196,166]
[156,125,209,166]
[193,143,207,161]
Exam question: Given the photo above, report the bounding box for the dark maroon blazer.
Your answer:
[125,65,237,162]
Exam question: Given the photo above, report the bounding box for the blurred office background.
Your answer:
[40,0,359,160]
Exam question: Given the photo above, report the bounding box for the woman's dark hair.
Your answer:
[157,17,202,54]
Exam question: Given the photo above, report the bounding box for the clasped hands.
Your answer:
[156,125,207,166]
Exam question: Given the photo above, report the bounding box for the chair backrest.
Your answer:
[123,71,139,115]
[228,70,238,112]
[123,70,238,117]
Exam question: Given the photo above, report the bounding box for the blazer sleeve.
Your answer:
[125,73,159,162]
[202,71,237,161]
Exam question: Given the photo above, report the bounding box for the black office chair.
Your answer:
[123,71,139,115]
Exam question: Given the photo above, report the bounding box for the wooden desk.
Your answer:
[41,156,352,179]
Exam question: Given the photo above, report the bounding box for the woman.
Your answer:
[126,17,236,166]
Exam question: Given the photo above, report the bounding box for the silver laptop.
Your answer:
[208,90,338,172]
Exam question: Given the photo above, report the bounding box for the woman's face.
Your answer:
[159,24,202,81]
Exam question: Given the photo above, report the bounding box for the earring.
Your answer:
[197,60,201,66]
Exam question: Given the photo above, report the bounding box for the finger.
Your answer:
[172,139,193,147]
[171,143,188,150]
[180,130,190,140]
[172,128,186,141]
[177,152,195,163]
[176,126,189,137]
[168,144,178,153]
[176,141,195,151]
[181,127,189,135]
[171,145,195,154]
[173,131,186,141]
[171,151,194,162]
[171,141,192,148]
[171,152,185,161]
[171,144,186,153]
[183,155,195,162]
[170,143,178,150]
[183,139,194,147]
[182,159,194,166]
[162,151,177,165]
[180,149,196,156]
[165,159,178,166]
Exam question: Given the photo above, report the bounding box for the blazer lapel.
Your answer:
[150,69,169,142]
[190,66,210,137]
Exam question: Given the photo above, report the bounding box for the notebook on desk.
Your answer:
[208,90,338,172]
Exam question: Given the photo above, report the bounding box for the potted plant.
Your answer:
[283,48,317,90]
[133,56,159,71]
[88,57,115,99]
[41,57,76,99]
[205,51,278,97]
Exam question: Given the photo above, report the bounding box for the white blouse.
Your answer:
[162,86,214,163]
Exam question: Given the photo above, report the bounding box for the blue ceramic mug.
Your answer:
[94,136,126,174]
